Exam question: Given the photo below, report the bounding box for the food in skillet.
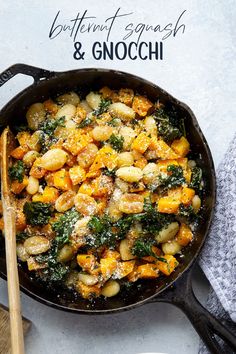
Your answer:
[2,87,203,299]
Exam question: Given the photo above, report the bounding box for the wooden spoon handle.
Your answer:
[4,207,25,354]
[1,128,25,354]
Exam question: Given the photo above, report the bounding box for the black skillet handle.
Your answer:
[0,63,55,87]
[148,268,236,354]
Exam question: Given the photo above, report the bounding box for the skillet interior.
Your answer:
[0,68,216,313]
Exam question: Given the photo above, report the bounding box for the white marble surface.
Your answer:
[0,0,235,353]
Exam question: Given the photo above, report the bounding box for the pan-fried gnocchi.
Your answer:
[5,86,203,300]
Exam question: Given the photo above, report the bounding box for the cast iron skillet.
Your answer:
[0,64,235,354]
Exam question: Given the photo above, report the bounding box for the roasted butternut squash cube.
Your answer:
[176,223,193,246]
[149,138,179,159]
[171,137,190,157]
[132,95,153,116]
[63,130,92,155]
[32,186,59,203]
[11,145,29,160]
[77,254,96,271]
[103,249,121,260]
[114,260,136,279]
[11,176,28,194]
[100,257,117,279]
[30,158,46,179]
[16,131,31,147]
[131,132,151,154]
[78,180,93,196]
[53,169,72,191]
[69,166,86,185]
[76,281,101,299]
[89,145,118,172]
[91,175,113,197]
[137,263,159,278]
[156,255,179,276]
[43,99,58,115]
[181,187,195,205]
[157,196,180,214]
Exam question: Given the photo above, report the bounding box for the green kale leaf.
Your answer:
[39,116,65,137]
[132,238,167,262]
[94,98,112,116]
[52,207,80,246]
[108,134,124,152]
[87,215,116,248]
[190,167,203,190]
[154,106,185,142]
[23,202,53,226]
[8,160,25,183]
[78,116,93,128]
[158,165,186,192]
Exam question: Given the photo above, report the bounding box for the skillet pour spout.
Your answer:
[0,63,235,354]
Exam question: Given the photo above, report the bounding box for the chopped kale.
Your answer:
[154,106,185,142]
[16,231,29,242]
[115,202,173,237]
[158,165,186,192]
[94,98,112,116]
[8,160,25,183]
[39,116,65,137]
[178,203,199,223]
[132,238,167,262]
[107,118,121,127]
[190,167,203,190]
[35,240,69,282]
[87,215,117,248]
[23,202,53,226]
[108,134,124,152]
[52,207,80,246]
[78,116,93,128]
[102,168,116,177]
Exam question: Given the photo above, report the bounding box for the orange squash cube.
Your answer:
[171,137,190,157]
[132,132,151,154]
[91,175,113,197]
[115,260,136,279]
[132,95,153,116]
[134,156,148,169]
[157,196,180,214]
[43,99,58,115]
[89,145,118,172]
[30,158,46,179]
[53,169,72,191]
[176,223,193,246]
[77,254,96,271]
[16,131,31,147]
[150,138,179,160]
[103,249,121,260]
[156,255,179,276]
[69,166,86,185]
[181,187,195,205]
[137,263,159,278]
[32,186,59,203]
[11,176,28,194]
[78,181,93,196]
[100,257,117,279]
[11,145,29,159]
[63,131,92,156]
[76,281,101,299]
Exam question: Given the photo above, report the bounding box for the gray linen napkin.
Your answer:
[198,133,236,353]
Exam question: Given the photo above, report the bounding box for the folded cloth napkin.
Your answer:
[198,133,236,353]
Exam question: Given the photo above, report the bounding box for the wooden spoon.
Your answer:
[0,127,25,354]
